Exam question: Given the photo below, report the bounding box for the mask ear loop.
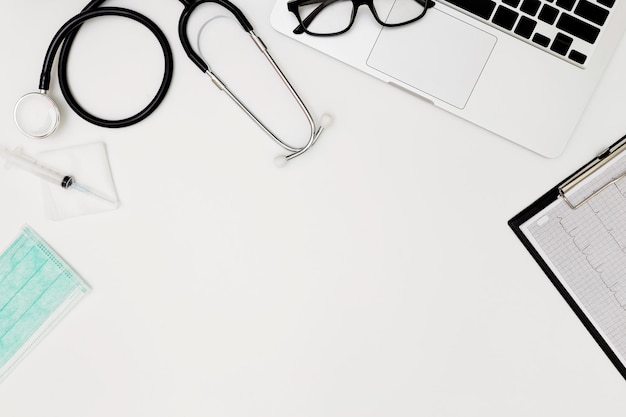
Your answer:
[180,0,331,166]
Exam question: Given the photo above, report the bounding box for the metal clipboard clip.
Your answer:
[559,136,626,209]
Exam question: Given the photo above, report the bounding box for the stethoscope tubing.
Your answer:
[179,0,253,73]
[40,6,174,128]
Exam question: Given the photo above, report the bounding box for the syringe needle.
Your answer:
[71,182,118,205]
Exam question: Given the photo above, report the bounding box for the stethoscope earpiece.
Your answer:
[319,113,334,129]
[274,155,289,168]
[273,113,333,167]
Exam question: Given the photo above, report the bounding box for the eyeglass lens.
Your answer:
[296,0,427,35]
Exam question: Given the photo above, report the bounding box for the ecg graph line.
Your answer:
[557,183,626,311]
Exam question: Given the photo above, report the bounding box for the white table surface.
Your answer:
[1,1,625,416]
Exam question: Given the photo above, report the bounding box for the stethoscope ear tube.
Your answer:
[180,0,329,164]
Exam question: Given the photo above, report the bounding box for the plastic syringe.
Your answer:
[0,146,118,205]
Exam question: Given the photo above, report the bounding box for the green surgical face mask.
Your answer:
[0,226,88,382]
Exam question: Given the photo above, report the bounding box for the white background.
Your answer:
[0,0,625,415]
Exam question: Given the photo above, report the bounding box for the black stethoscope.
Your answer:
[14,0,329,165]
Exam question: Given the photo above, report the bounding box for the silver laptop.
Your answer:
[271,0,626,157]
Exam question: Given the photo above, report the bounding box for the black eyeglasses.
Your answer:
[287,0,435,37]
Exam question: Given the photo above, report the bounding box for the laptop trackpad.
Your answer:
[366,8,496,109]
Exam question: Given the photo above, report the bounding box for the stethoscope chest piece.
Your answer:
[14,92,61,139]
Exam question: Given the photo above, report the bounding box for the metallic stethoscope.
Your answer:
[14,0,330,165]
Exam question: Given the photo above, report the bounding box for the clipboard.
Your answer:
[509,135,626,380]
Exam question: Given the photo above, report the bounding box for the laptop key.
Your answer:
[597,0,615,8]
[521,0,541,16]
[569,49,587,64]
[551,32,573,55]
[556,0,576,11]
[503,0,521,7]
[515,16,537,38]
[538,5,559,24]
[493,6,519,30]
[444,0,496,20]
[557,13,600,43]
[532,33,551,47]
[575,0,609,26]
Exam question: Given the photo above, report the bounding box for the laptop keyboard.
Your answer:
[437,0,616,66]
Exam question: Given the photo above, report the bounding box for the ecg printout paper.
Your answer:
[520,148,626,368]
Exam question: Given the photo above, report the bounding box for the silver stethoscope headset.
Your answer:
[14,0,330,165]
